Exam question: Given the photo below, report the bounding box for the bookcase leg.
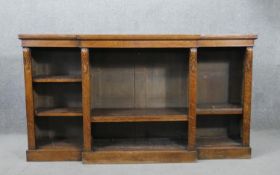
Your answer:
[23,48,36,150]
[188,48,197,151]
[242,47,253,146]
[81,48,91,151]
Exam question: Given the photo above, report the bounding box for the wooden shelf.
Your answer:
[27,138,82,161]
[197,104,242,115]
[33,75,82,83]
[91,108,188,123]
[197,136,241,147]
[37,138,82,150]
[93,138,186,151]
[197,136,249,159]
[83,138,196,163]
[36,107,82,117]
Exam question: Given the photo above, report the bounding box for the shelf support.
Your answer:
[81,48,91,151]
[23,48,36,150]
[242,47,253,146]
[188,48,197,151]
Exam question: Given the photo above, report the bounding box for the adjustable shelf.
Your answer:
[197,104,242,115]
[35,107,82,117]
[91,108,188,123]
[19,34,256,163]
[33,75,82,83]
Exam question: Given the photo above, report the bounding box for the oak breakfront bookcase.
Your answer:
[19,34,257,163]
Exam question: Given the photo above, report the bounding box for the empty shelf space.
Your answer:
[93,138,186,151]
[36,107,82,117]
[91,108,188,123]
[37,138,82,151]
[33,75,82,83]
[197,136,242,147]
[197,104,242,115]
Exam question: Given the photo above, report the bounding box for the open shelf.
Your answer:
[197,48,244,114]
[35,117,83,150]
[27,137,82,161]
[37,137,82,151]
[91,108,188,123]
[33,75,82,83]
[90,48,188,109]
[92,121,187,150]
[197,115,242,148]
[33,83,82,112]
[30,117,83,161]
[28,137,82,161]
[93,138,186,151]
[36,107,82,117]
[197,136,241,147]
[197,104,242,115]
[31,48,81,78]
[196,136,247,159]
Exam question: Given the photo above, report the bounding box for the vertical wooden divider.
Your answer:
[23,48,36,150]
[188,48,197,151]
[242,47,253,146]
[81,48,91,151]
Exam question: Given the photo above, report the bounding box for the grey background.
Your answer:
[0,0,279,133]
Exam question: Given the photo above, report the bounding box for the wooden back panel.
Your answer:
[90,49,188,109]
[31,48,81,76]
[197,48,244,105]
[34,83,82,108]
[92,122,187,139]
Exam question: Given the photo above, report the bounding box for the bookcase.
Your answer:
[19,34,257,163]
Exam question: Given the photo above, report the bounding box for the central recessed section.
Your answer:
[90,48,189,122]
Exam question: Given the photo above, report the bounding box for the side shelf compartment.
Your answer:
[27,117,82,161]
[33,83,82,117]
[196,115,251,159]
[197,47,245,114]
[26,47,83,161]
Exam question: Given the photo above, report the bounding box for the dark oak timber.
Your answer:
[81,48,91,151]
[188,48,197,151]
[33,75,82,83]
[19,34,257,163]
[27,149,81,161]
[23,48,36,150]
[83,150,196,164]
[242,47,253,146]
[35,107,82,117]
[197,104,242,115]
[91,108,188,123]
[198,146,251,159]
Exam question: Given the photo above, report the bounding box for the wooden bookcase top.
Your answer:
[18,34,257,48]
[18,34,257,40]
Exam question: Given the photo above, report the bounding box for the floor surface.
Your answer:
[0,129,280,175]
